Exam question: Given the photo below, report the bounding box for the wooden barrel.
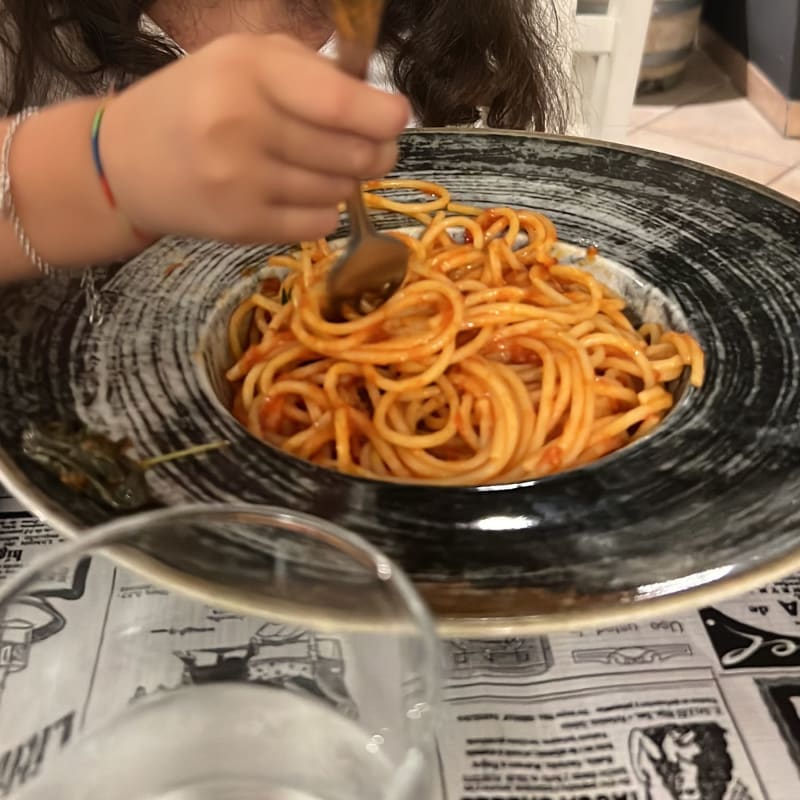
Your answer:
[640,0,703,92]
[576,0,610,12]
[577,0,702,93]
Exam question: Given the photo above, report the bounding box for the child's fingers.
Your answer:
[231,204,341,244]
[255,36,411,141]
[258,161,356,206]
[260,113,399,179]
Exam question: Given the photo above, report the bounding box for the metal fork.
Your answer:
[323,0,410,321]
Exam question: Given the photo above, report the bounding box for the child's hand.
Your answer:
[102,33,410,244]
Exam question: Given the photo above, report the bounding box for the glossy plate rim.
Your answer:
[3,127,800,635]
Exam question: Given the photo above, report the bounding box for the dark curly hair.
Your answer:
[0,0,570,131]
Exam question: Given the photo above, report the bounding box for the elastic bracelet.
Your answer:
[0,108,54,277]
[91,104,150,242]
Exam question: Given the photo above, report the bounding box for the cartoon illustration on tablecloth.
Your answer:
[757,678,800,773]
[445,637,553,681]
[629,723,754,800]
[701,607,800,670]
[572,643,693,666]
[131,621,356,717]
[0,559,90,709]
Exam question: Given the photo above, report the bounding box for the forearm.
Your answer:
[0,98,149,284]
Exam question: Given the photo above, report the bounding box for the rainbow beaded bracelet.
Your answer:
[91,105,150,242]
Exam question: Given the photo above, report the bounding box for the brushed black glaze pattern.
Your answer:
[2,130,800,624]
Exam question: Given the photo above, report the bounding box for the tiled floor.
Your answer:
[628,50,800,200]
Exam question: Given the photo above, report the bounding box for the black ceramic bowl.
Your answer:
[2,130,800,634]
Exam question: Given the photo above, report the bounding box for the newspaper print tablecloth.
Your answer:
[2,483,799,800]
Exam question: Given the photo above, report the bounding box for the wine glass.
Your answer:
[0,503,441,800]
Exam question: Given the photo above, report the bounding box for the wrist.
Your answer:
[90,102,157,244]
[99,92,167,242]
[9,98,151,270]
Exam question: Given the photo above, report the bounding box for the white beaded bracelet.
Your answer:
[0,108,53,277]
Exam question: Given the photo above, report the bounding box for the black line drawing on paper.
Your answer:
[205,610,244,623]
[131,621,357,717]
[0,711,76,798]
[445,638,553,680]
[0,544,22,568]
[629,723,754,800]
[572,644,693,666]
[0,559,90,708]
[700,607,800,669]
[118,583,167,599]
[757,678,800,775]
[150,626,215,637]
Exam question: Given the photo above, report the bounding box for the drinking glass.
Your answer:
[0,504,441,800]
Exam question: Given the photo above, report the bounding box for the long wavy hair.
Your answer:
[0,0,571,131]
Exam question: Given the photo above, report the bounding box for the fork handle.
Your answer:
[333,0,384,79]
[337,33,373,80]
[333,0,385,234]
[346,185,372,237]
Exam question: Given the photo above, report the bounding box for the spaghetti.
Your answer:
[226,180,705,485]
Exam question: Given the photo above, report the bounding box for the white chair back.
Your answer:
[558,0,654,141]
